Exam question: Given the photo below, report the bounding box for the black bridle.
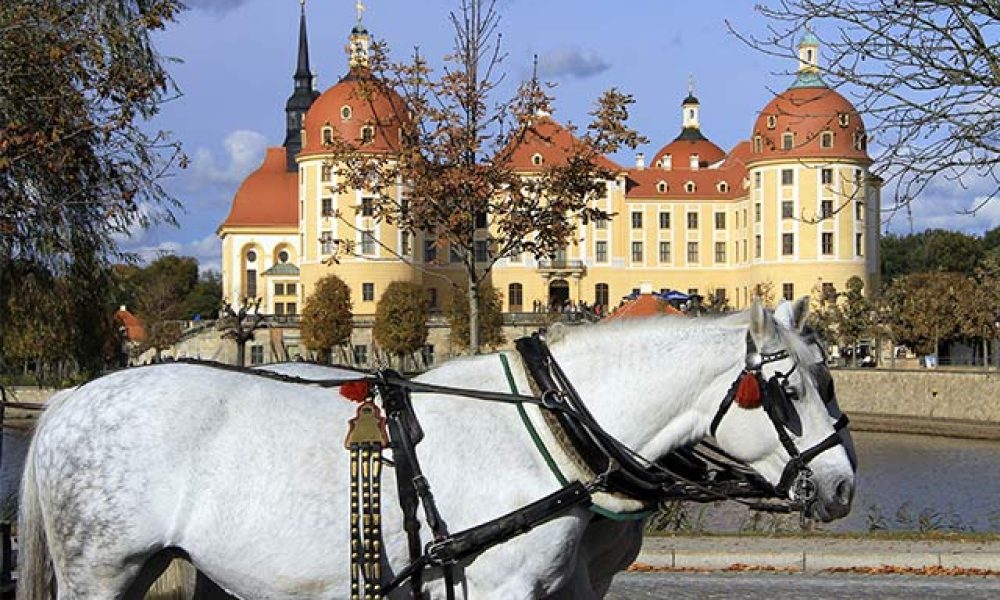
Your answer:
[709,332,850,503]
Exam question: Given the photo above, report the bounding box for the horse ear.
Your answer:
[791,296,810,332]
[749,298,772,346]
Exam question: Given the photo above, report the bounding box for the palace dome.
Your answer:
[651,133,726,170]
[299,68,408,157]
[749,86,869,164]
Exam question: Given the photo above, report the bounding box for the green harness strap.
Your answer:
[499,353,651,522]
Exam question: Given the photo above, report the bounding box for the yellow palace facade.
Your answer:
[219,9,880,322]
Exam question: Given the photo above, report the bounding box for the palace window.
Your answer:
[360,230,376,255]
[821,168,833,185]
[594,216,608,230]
[755,203,761,222]
[715,242,726,263]
[856,233,864,256]
[782,133,794,150]
[659,241,671,263]
[782,201,794,219]
[782,283,794,301]
[631,211,643,229]
[687,211,698,229]
[424,240,438,263]
[822,232,834,255]
[250,345,264,365]
[286,283,297,295]
[360,197,374,217]
[320,231,334,255]
[766,115,777,129]
[782,233,795,256]
[421,345,435,367]
[322,197,334,216]
[274,283,285,296]
[657,181,667,193]
[322,127,333,145]
[755,235,762,258]
[659,212,671,229]
[353,344,368,365]
[631,241,643,263]
[474,240,489,262]
[362,283,375,302]
[820,131,834,149]
[508,283,523,311]
[687,241,699,263]
[753,135,763,153]
[341,105,352,120]
[321,164,332,182]
[595,241,608,263]
[595,283,609,307]
[754,171,761,189]
[245,269,257,299]
[821,200,833,219]
[781,169,794,186]
[714,212,726,230]
[856,200,864,221]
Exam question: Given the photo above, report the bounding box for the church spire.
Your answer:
[284,0,320,171]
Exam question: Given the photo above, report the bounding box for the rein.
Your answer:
[159,330,845,597]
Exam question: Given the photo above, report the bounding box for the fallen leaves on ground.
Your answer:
[823,565,1000,577]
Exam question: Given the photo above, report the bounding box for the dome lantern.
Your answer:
[792,25,824,89]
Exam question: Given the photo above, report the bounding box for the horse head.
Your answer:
[711,297,856,522]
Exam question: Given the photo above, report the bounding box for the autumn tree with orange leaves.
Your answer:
[325,0,645,353]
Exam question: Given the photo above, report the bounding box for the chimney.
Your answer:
[635,152,646,170]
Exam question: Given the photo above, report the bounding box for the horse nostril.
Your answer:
[835,479,853,506]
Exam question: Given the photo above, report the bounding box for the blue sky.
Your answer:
[128,0,999,272]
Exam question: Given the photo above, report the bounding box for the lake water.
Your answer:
[2,429,999,533]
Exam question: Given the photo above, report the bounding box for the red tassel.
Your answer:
[339,380,371,403]
[734,371,762,409]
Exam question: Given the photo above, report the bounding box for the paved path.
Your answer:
[607,571,1000,599]
[637,535,1000,571]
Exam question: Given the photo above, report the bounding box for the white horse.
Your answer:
[18,298,855,599]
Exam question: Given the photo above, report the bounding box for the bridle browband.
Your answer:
[709,331,850,502]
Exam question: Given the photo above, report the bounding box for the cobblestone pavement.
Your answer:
[606,571,1000,599]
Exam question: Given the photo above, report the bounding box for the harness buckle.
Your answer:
[426,538,458,567]
[585,458,619,493]
[792,467,817,503]
[539,389,565,409]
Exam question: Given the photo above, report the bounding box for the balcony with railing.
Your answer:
[536,258,586,274]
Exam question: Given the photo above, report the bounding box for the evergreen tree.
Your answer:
[373,282,430,370]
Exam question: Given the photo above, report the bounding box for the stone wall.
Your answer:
[833,369,1000,423]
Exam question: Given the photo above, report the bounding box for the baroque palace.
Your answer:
[218,5,880,360]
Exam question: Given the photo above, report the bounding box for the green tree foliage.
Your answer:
[883,272,973,356]
[301,275,353,363]
[183,270,223,320]
[447,283,504,352]
[373,282,430,367]
[0,0,184,376]
[881,230,984,280]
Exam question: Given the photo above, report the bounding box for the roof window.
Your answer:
[685,181,696,193]
[838,113,850,127]
[820,131,834,149]
[657,181,667,194]
[532,153,544,166]
[341,105,353,120]
[717,181,729,193]
[766,115,777,129]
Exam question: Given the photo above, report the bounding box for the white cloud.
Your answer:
[538,48,611,80]
[882,174,1000,235]
[186,129,268,191]
[184,0,251,15]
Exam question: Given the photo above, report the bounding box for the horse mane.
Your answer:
[545,311,750,349]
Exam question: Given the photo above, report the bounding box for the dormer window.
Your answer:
[753,135,763,153]
[341,105,353,120]
[820,131,834,149]
[766,115,777,129]
[662,154,672,170]
[838,113,850,127]
[853,131,866,151]
[689,154,699,170]
[782,133,794,150]
[656,181,667,194]
[322,127,334,145]
[717,181,729,193]
[685,181,696,193]
[360,125,375,145]
[531,153,544,166]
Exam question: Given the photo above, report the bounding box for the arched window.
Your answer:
[531,153,544,166]
[753,135,763,153]
[508,283,523,312]
[684,181,696,193]
[321,127,333,145]
[656,181,667,194]
[360,126,375,145]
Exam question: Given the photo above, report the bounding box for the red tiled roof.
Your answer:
[605,294,684,320]
[299,68,407,157]
[624,163,745,200]
[651,136,726,170]
[220,147,298,228]
[504,116,622,172]
[749,86,869,164]
[115,308,146,342]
